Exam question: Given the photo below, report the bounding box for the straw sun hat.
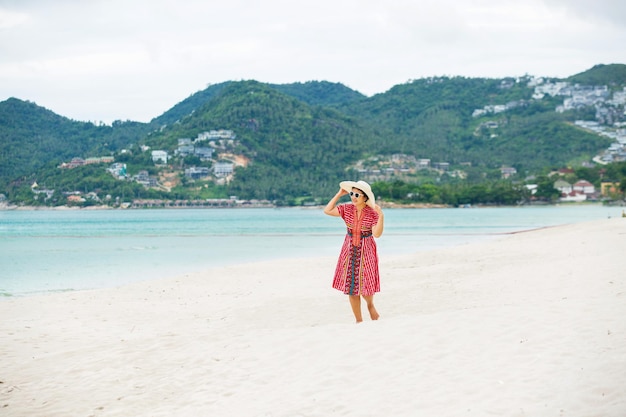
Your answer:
[340,180,375,208]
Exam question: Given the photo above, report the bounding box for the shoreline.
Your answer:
[0,200,615,211]
[1,218,625,416]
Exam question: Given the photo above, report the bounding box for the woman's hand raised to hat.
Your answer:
[324,188,348,217]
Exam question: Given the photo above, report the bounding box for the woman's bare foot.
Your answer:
[368,304,380,320]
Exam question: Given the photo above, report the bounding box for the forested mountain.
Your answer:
[151,82,232,127]
[0,98,152,190]
[338,76,609,172]
[1,63,625,205]
[150,80,365,127]
[567,63,626,86]
[144,81,377,200]
[270,81,366,107]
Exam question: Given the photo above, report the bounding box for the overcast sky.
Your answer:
[1,0,625,124]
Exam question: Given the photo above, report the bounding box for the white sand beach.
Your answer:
[1,218,625,417]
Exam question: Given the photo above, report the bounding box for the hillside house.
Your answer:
[175,145,194,157]
[107,163,127,179]
[31,183,55,200]
[60,157,85,169]
[525,184,538,195]
[417,159,431,169]
[601,182,621,196]
[213,162,234,177]
[573,180,595,194]
[67,195,86,203]
[553,180,572,194]
[500,167,517,179]
[134,170,157,187]
[557,168,575,175]
[196,130,236,142]
[184,167,210,179]
[151,150,168,164]
[194,147,214,160]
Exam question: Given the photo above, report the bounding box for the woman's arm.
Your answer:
[372,204,384,237]
[324,189,347,217]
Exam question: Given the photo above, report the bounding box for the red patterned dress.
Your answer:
[332,203,380,296]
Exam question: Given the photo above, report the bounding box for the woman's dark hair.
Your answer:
[354,188,369,202]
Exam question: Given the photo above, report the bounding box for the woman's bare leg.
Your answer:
[349,295,363,323]
[363,295,379,320]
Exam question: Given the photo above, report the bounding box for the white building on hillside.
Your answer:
[151,150,168,164]
[573,180,595,194]
[553,180,572,194]
[213,162,234,177]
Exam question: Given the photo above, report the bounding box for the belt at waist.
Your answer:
[347,228,372,238]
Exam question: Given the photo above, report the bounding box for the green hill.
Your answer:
[1,64,624,205]
[0,98,152,190]
[270,80,366,107]
[151,80,366,127]
[150,82,232,126]
[338,76,609,172]
[567,63,626,86]
[144,81,377,200]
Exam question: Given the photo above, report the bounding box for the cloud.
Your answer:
[0,0,624,123]
[0,7,30,29]
[541,0,626,27]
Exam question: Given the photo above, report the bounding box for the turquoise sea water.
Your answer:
[0,205,621,297]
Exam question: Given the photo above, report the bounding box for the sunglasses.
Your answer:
[349,191,362,198]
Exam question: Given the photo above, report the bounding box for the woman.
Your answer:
[324,180,384,323]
